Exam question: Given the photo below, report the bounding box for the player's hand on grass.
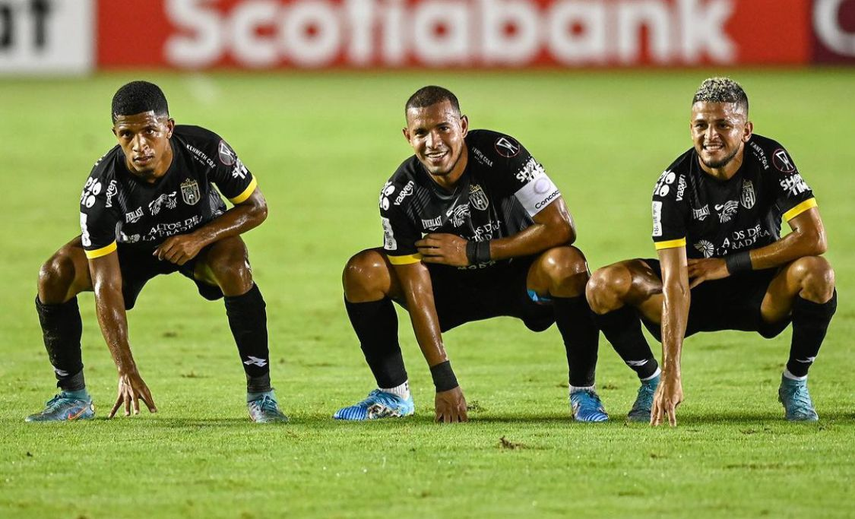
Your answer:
[109,369,157,418]
[153,234,207,265]
[687,258,728,288]
[651,372,683,427]
[434,386,468,423]
[416,234,468,267]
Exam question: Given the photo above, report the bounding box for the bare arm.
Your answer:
[393,261,468,422]
[154,188,268,265]
[417,199,575,267]
[88,252,156,417]
[651,246,689,427]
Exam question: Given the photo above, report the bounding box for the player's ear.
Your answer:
[402,127,411,144]
[459,115,469,137]
[166,118,175,138]
[742,120,753,142]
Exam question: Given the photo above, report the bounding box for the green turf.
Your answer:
[1,71,853,519]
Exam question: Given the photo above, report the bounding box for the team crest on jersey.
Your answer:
[469,184,489,211]
[181,178,201,206]
[715,200,739,223]
[218,140,236,166]
[772,149,795,173]
[740,180,756,209]
[494,137,520,158]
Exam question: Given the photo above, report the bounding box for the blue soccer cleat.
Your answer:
[247,391,289,423]
[570,389,609,422]
[333,389,415,421]
[778,375,819,422]
[25,392,95,422]
[627,373,661,423]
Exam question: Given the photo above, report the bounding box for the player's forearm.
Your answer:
[404,289,449,367]
[747,227,826,271]
[489,220,573,261]
[92,282,137,372]
[190,203,267,248]
[660,283,689,378]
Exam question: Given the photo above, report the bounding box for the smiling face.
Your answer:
[403,100,469,188]
[112,111,175,182]
[690,101,753,175]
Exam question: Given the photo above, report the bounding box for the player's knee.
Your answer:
[38,253,76,303]
[343,249,389,301]
[586,264,631,314]
[793,256,835,300]
[208,250,252,289]
[539,246,588,289]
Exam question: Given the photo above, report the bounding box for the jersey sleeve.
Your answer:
[481,133,562,217]
[79,174,120,259]
[651,170,687,250]
[769,145,816,222]
[208,138,258,204]
[378,180,422,265]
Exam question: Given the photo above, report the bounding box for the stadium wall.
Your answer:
[1,0,854,74]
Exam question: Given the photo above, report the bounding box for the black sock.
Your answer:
[593,305,659,380]
[787,290,837,377]
[224,284,271,393]
[344,297,407,388]
[35,295,86,391]
[553,296,599,387]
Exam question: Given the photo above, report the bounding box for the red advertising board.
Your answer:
[96,0,846,69]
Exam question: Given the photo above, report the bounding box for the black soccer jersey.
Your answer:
[651,134,816,259]
[79,125,257,259]
[380,129,562,269]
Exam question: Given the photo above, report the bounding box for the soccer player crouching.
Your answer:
[27,81,287,423]
[335,86,606,423]
[586,77,836,425]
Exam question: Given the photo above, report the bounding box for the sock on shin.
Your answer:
[552,295,599,388]
[344,297,408,388]
[786,290,837,378]
[224,284,272,393]
[592,305,659,380]
[35,295,86,391]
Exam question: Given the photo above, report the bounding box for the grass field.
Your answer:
[1,70,854,519]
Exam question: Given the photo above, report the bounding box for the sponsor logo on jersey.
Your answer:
[741,179,756,209]
[379,182,395,211]
[471,147,493,167]
[148,191,178,216]
[652,201,663,237]
[654,170,677,198]
[125,207,144,223]
[104,180,118,208]
[779,173,810,197]
[749,141,769,170]
[186,144,217,169]
[534,189,561,210]
[676,175,687,201]
[181,178,201,206]
[772,149,795,173]
[143,215,205,240]
[715,200,739,223]
[472,220,502,242]
[448,203,471,228]
[80,177,102,209]
[231,158,248,179]
[394,181,414,206]
[515,157,545,183]
[381,217,397,250]
[494,136,520,158]
[694,240,715,258]
[120,232,141,244]
[421,216,442,231]
[80,213,91,246]
[692,204,710,221]
[469,184,489,211]
[218,140,237,166]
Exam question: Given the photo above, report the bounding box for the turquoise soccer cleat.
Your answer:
[627,373,661,423]
[778,375,819,422]
[247,391,289,423]
[25,392,95,422]
[570,388,609,422]
[333,389,415,421]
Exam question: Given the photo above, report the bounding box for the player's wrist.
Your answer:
[724,250,752,275]
[430,360,459,392]
[465,239,491,265]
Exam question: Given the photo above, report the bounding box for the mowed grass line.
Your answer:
[1,71,853,518]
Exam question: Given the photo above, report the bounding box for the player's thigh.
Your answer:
[192,236,252,290]
[526,245,589,297]
[38,235,93,303]
[589,258,664,323]
[342,247,404,303]
[759,257,834,324]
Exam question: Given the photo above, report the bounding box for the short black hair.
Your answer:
[405,86,460,116]
[111,81,169,123]
[692,77,749,115]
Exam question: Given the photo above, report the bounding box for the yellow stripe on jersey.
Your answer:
[654,238,687,250]
[85,241,117,259]
[388,253,423,265]
[229,177,258,204]
[783,198,817,222]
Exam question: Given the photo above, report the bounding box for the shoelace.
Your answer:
[250,396,279,414]
[358,390,397,408]
[786,386,813,409]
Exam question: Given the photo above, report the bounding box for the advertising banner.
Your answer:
[0,0,94,74]
[812,0,855,63]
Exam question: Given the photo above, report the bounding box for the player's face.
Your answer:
[403,101,469,182]
[690,101,753,171]
[113,111,175,181]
